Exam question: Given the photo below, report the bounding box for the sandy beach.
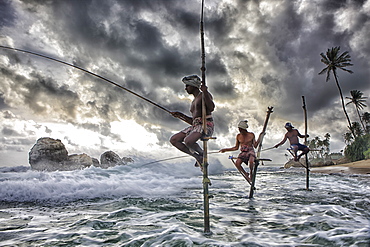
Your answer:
[310,159,370,175]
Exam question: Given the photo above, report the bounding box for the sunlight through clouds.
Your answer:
[0,0,369,166]
[110,120,159,150]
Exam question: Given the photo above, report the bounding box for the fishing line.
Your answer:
[141,151,221,166]
[0,45,174,115]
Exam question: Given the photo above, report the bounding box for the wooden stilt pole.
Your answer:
[302,96,310,190]
[249,107,273,199]
[200,0,211,234]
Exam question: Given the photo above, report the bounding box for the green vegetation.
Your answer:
[318,47,369,163]
[307,133,331,160]
[344,134,370,162]
[343,96,369,162]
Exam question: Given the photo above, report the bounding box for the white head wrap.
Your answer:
[182,75,202,88]
[238,120,248,130]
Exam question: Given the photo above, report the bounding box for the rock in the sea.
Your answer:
[29,137,133,171]
[99,151,129,169]
[122,157,134,164]
[29,137,95,171]
[66,154,94,170]
[29,137,69,171]
[284,158,310,168]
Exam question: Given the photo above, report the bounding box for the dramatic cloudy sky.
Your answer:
[0,0,369,167]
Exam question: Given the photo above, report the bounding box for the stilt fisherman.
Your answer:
[219,120,264,183]
[274,122,310,161]
[170,75,215,167]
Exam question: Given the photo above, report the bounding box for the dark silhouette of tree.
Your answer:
[361,112,370,134]
[351,122,363,137]
[343,132,353,145]
[346,89,367,131]
[319,47,355,137]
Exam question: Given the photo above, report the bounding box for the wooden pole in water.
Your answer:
[302,96,310,190]
[249,106,273,198]
[200,0,211,234]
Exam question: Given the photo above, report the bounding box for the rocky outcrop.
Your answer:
[97,151,134,169]
[28,137,133,171]
[284,158,310,168]
[29,138,69,171]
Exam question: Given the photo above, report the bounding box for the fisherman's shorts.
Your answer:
[181,116,214,137]
[290,143,308,151]
[238,146,256,163]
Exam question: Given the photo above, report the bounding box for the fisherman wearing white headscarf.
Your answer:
[170,75,215,168]
[219,120,265,183]
[182,75,202,88]
[274,122,309,161]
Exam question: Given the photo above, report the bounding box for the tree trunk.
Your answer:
[333,69,355,138]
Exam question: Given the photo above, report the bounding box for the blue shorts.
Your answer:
[291,143,308,151]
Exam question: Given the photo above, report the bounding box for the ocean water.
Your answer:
[0,159,369,247]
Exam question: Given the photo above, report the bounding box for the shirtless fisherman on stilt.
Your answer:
[219,120,264,183]
[170,75,215,167]
[274,122,309,161]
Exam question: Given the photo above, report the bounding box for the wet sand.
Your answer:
[310,159,370,175]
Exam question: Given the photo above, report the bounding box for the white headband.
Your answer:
[182,75,201,88]
[238,120,248,130]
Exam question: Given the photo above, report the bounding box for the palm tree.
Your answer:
[351,122,363,137]
[319,46,355,138]
[343,132,353,145]
[362,112,370,134]
[346,90,367,132]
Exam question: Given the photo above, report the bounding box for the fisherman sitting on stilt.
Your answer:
[274,122,309,161]
[170,75,215,167]
[219,120,264,183]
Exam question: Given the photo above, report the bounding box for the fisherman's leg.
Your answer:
[234,159,252,183]
[170,132,194,156]
[191,142,203,156]
[292,146,299,161]
[184,132,204,165]
[184,132,202,150]
[248,156,255,179]
[297,147,309,160]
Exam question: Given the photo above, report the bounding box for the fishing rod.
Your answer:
[0,45,176,116]
[141,151,220,166]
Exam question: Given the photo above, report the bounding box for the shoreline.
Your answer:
[310,159,370,175]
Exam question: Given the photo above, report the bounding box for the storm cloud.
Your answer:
[0,0,369,165]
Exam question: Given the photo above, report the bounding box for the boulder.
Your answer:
[284,158,310,168]
[66,154,94,170]
[29,137,69,171]
[28,137,133,171]
[99,151,127,169]
[29,137,96,171]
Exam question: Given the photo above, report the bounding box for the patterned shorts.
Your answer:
[181,116,214,137]
[237,146,256,163]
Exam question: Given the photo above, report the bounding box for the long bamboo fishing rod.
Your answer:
[142,151,220,166]
[0,45,175,115]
